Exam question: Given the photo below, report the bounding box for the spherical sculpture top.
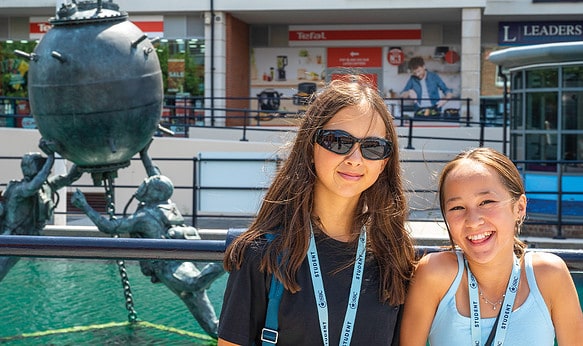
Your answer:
[27,1,163,172]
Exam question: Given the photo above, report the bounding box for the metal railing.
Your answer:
[0,233,581,271]
[1,155,582,235]
[0,95,498,145]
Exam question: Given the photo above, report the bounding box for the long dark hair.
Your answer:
[224,75,416,305]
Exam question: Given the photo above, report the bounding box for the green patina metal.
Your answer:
[23,0,163,174]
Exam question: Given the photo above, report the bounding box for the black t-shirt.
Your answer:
[218,231,401,345]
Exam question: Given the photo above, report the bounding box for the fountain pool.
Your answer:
[0,258,581,345]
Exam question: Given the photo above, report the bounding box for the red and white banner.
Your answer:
[130,15,164,38]
[289,24,421,47]
[29,17,53,40]
[29,15,164,40]
[327,47,383,68]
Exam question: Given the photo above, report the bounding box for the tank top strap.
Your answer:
[453,251,465,287]
[524,252,534,281]
[524,252,542,298]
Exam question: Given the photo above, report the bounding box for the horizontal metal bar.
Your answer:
[0,234,582,271]
[0,235,226,261]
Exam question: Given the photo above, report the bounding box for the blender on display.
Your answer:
[277,55,288,81]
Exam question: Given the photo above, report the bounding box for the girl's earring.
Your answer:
[515,215,526,235]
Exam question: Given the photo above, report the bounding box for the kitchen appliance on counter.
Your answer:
[276,55,288,81]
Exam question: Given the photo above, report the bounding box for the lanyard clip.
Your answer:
[261,328,279,344]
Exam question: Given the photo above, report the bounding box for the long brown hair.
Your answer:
[438,147,527,256]
[224,75,416,305]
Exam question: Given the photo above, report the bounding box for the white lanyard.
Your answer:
[307,223,367,346]
[466,254,521,346]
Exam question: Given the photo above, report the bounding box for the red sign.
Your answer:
[387,48,405,66]
[327,47,382,68]
[289,24,421,46]
[29,16,164,39]
[29,17,53,39]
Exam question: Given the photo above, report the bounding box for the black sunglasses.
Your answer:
[314,129,392,160]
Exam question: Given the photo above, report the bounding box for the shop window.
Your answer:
[525,132,557,172]
[526,68,558,89]
[155,39,205,96]
[562,91,583,130]
[510,93,523,130]
[511,134,525,170]
[0,40,38,98]
[563,66,583,88]
[525,92,557,130]
[563,134,583,172]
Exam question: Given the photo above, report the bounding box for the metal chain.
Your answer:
[104,174,138,323]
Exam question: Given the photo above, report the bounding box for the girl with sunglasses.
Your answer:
[218,75,416,345]
[400,147,583,345]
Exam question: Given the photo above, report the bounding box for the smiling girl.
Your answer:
[400,147,583,346]
[218,75,416,345]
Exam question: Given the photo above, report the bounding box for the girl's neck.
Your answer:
[312,193,360,242]
[465,252,517,295]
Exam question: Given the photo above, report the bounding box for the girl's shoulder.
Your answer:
[527,250,571,280]
[413,250,460,284]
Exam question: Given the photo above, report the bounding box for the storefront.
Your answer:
[249,24,463,126]
[0,11,205,131]
[489,41,583,217]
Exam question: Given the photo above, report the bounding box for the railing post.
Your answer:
[400,98,405,127]
[240,110,249,141]
[406,116,415,150]
[465,98,471,127]
[479,111,485,147]
[555,163,564,239]
[192,156,198,228]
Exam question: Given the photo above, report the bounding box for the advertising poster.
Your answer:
[382,45,461,119]
[167,58,185,93]
[250,45,461,126]
[251,47,326,126]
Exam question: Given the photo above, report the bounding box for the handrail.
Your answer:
[0,234,226,261]
[0,233,581,271]
[1,155,583,233]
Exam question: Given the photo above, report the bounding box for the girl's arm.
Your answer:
[533,252,583,345]
[217,339,239,346]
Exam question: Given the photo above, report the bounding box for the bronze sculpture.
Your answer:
[7,0,225,339]
[0,139,81,281]
[70,145,225,338]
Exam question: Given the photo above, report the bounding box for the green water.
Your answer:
[0,258,226,345]
[0,259,581,345]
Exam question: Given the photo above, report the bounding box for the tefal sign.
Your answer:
[327,47,382,68]
[29,15,164,39]
[289,24,421,47]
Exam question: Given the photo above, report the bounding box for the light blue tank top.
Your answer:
[428,251,555,345]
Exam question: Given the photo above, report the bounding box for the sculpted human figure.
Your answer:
[0,139,82,281]
[70,145,225,338]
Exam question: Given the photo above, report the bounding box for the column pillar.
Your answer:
[461,8,482,123]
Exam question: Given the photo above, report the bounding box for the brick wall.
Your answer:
[225,14,250,127]
[481,47,505,97]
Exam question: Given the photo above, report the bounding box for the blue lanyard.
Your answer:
[466,254,521,346]
[307,223,367,346]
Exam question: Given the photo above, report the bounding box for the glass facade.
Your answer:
[511,64,583,173]
[510,62,583,218]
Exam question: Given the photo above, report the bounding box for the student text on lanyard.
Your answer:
[466,254,521,346]
[308,223,367,346]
